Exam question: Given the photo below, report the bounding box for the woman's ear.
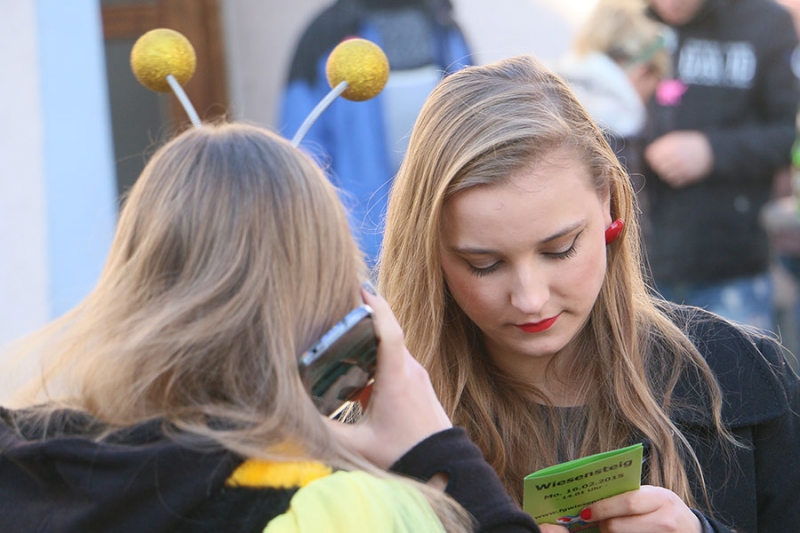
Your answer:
[605,219,625,245]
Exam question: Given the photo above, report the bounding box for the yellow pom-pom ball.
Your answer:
[325,39,389,102]
[130,28,196,92]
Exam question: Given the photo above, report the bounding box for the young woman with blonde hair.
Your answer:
[0,123,539,532]
[379,55,800,532]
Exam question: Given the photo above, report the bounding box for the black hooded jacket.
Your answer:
[0,411,539,532]
[643,0,800,284]
[0,413,241,532]
[665,306,800,531]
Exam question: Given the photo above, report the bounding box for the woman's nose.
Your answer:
[509,265,549,314]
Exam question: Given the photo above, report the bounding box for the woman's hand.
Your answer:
[579,485,702,532]
[325,288,453,469]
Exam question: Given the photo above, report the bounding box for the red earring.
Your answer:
[605,218,625,245]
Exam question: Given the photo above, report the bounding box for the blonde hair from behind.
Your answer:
[11,123,471,531]
[379,55,731,508]
[575,0,671,79]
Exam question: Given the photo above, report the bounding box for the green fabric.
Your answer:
[263,470,446,533]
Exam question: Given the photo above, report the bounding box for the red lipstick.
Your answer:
[516,315,559,333]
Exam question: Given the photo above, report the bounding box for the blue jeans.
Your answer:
[656,273,776,333]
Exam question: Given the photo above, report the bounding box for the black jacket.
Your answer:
[643,0,800,284]
[669,306,800,532]
[0,411,538,532]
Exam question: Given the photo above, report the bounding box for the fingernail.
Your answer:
[362,281,377,296]
[580,508,592,521]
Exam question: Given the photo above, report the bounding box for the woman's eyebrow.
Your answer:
[540,220,585,244]
[448,245,498,255]
[447,220,585,255]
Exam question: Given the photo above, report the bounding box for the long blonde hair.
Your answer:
[12,123,469,529]
[379,55,730,506]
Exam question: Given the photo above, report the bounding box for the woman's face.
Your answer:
[648,0,706,26]
[440,148,611,374]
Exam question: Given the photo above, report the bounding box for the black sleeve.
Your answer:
[692,509,736,533]
[390,427,540,532]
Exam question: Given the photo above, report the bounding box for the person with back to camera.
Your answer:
[378,55,800,532]
[640,0,800,331]
[0,123,541,532]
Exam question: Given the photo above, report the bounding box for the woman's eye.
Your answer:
[548,245,578,260]
[467,262,500,277]
[545,231,582,260]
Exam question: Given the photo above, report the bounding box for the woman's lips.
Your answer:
[515,314,559,333]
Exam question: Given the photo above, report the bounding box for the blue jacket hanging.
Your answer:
[279,0,472,264]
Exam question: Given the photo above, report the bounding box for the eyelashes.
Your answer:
[467,262,500,277]
[546,231,582,260]
[547,244,578,261]
[465,230,583,276]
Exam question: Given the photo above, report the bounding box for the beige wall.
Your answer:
[0,0,49,351]
[222,0,330,130]
[221,0,598,131]
[454,0,598,65]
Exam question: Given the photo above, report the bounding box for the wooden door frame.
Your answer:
[102,0,228,127]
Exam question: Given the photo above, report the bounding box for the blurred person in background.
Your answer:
[640,0,800,332]
[555,0,671,178]
[761,0,800,364]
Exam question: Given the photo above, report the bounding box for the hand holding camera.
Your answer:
[324,288,453,470]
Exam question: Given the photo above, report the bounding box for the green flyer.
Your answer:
[523,443,643,532]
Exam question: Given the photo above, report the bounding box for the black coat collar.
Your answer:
[667,305,793,427]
